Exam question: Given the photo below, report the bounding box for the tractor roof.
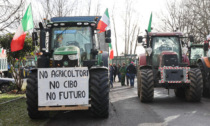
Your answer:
[148,32,183,37]
[51,16,101,23]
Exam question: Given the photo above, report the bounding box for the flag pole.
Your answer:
[29,3,37,62]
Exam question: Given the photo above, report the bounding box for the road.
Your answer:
[46,79,210,126]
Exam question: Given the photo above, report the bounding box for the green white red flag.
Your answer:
[0,48,6,55]
[11,4,34,52]
[109,43,114,60]
[97,8,113,59]
[97,8,110,33]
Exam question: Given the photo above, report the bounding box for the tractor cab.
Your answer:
[150,34,182,67]
[189,44,205,65]
[32,16,111,68]
[138,32,183,67]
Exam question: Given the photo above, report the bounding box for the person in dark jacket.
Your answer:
[126,64,130,86]
[119,63,126,86]
[117,64,121,82]
[126,61,137,87]
[113,63,117,82]
[109,64,114,88]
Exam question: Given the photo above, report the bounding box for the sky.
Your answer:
[100,0,167,55]
[24,0,168,56]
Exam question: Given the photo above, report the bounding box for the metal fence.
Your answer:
[111,54,138,66]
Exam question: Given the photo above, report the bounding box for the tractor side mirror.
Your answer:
[105,38,111,43]
[32,32,38,46]
[40,29,46,51]
[105,30,111,37]
[32,32,38,41]
[189,35,194,42]
[137,36,143,43]
[204,42,209,51]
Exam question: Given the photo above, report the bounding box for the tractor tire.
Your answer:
[139,69,154,102]
[89,69,109,118]
[174,88,185,98]
[137,71,141,97]
[26,71,49,119]
[185,68,203,102]
[198,62,210,97]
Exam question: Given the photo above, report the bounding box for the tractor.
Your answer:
[189,44,206,65]
[137,31,203,102]
[197,38,210,97]
[26,16,111,119]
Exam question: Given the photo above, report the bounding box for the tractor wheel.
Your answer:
[89,69,109,118]
[174,88,185,98]
[26,71,49,119]
[139,69,154,102]
[137,71,141,97]
[198,62,210,97]
[185,68,203,102]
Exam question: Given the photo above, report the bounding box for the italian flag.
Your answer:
[97,8,113,59]
[11,4,33,52]
[0,48,6,55]
[109,43,113,60]
[97,8,110,33]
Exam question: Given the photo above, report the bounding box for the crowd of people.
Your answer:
[109,61,137,88]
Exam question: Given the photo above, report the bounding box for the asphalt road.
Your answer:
[46,79,210,126]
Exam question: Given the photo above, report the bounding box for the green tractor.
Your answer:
[26,16,111,119]
[189,44,206,65]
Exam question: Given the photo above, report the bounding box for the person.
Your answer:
[119,63,126,86]
[117,64,121,82]
[113,63,117,82]
[126,61,137,88]
[126,63,130,86]
[109,64,114,88]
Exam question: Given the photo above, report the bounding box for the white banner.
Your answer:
[38,67,89,106]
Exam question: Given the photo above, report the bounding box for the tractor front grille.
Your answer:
[53,55,78,67]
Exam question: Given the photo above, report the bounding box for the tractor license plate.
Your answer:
[38,67,89,106]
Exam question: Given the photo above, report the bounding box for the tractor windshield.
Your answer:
[190,47,204,60]
[152,36,180,66]
[51,26,92,53]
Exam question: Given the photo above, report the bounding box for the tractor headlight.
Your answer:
[68,54,78,60]
[53,55,63,60]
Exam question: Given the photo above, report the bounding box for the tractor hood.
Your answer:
[54,46,80,55]
[160,51,179,67]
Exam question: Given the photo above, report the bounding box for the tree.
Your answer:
[39,0,78,19]
[122,0,140,54]
[159,0,210,42]
[0,0,25,34]
[0,33,35,92]
[111,4,118,56]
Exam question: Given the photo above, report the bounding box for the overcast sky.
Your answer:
[24,0,168,55]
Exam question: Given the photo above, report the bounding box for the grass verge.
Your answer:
[0,94,25,103]
[0,94,49,126]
